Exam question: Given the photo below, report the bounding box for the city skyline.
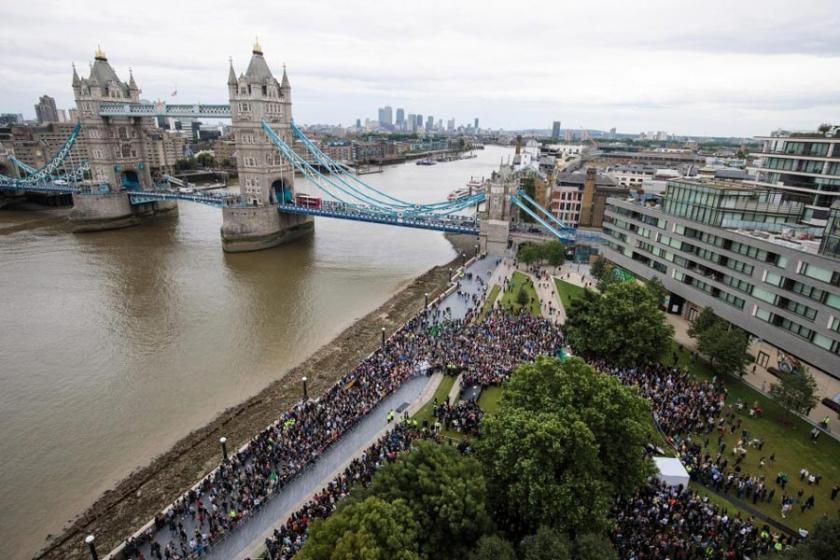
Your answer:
[1,0,838,136]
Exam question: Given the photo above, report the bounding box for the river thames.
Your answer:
[0,145,510,558]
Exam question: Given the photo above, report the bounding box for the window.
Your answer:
[757,351,769,368]
[801,263,835,284]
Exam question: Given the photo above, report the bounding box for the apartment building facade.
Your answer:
[601,180,840,378]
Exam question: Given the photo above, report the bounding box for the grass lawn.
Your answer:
[500,271,540,316]
[477,385,503,415]
[478,284,501,321]
[664,344,840,530]
[412,374,456,427]
[554,277,586,311]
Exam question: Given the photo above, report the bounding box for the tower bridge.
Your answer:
[0,41,597,253]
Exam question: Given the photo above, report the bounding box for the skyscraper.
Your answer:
[474,118,479,131]
[383,106,393,126]
[416,114,423,129]
[395,108,405,128]
[552,121,562,138]
[426,116,434,132]
[407,114,416,132]
[34,95,59,123]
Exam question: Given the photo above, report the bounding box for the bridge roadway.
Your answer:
[123,256,497,560]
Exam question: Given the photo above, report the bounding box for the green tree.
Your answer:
[780,518,840,559]
[196,152,216,167]
[518,243,540,265]
[695,319,750,376]
[590,256,609,280]
[574,532,618,560]
[565,281,674,366]
[645,277,668,307]
[501,357,652,497]
[297,496,421,560]
[468,535,516,560]
[770,367,819,417]
[543,240,566,267]
[687,306,717,339]
[362,441,493,559]
[477,406,611,537]
[519,526,572,560]
[516,286,530,307]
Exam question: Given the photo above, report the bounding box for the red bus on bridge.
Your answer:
[294,194,322,209]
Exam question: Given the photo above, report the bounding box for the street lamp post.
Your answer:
[424,292,429,308]
[448,267,453,281]
[474,243,479,257]
[85,535,98,560]
[381,327,386,348]
[461,252,466,266]
[219,436,228,462]
[302,376,308,399]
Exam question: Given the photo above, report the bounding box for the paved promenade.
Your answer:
[120,256,500,560]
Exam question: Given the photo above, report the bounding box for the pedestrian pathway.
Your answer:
[229,373,443,560]
[435,255,498,321]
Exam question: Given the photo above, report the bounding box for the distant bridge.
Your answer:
[0,116,599,243]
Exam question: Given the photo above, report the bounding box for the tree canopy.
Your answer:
[519,526,572,560]
[688,307,750,376]
[501,356,652,495]
[297,496,421,560]
[361,440,493,559]
[564,281,674,366]
[468,535,517,560]
[476,357,651,538]
[517,241,566,267]
[770,366,819,417]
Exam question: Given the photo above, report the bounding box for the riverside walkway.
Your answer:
[117,255,501,560]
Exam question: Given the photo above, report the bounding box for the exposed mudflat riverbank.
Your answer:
[35,233,478,560]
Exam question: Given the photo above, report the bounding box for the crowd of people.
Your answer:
[116,254,829,560]
[121,307,443,559]
[432,399,484,435]
[431,309,565,389]
[611,479,793,558]
[262,422,424,560]
[572,355,814,558]
[118,259,566,560]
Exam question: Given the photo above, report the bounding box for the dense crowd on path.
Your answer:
[121,308,441,560]
[432,309,565,389]
[117,262,567,560]
[262,423,422,560]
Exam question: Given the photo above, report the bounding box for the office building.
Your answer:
[34,95,59,124]
[0,114,24,126]
[549,168,627,228]
[474,118,479,131]
[749,127,840,224]
[377,105,392,127]
[416,114,423,129]
[447,118,455,132]
[552,121,562,138]
[425,116,434,132]
[407,114,416,132]
[600,178,840,379]
[395,108,405,129]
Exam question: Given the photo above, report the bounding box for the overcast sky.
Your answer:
[1,0,838,136]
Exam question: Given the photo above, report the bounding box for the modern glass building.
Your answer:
[601,179,840,378]
[749,127,840,225]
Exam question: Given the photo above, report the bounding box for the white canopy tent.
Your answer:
[654,456,690,488]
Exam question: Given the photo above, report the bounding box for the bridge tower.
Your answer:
[69,47,176,231]
[220,41,313,252]
[479,165,514,256]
